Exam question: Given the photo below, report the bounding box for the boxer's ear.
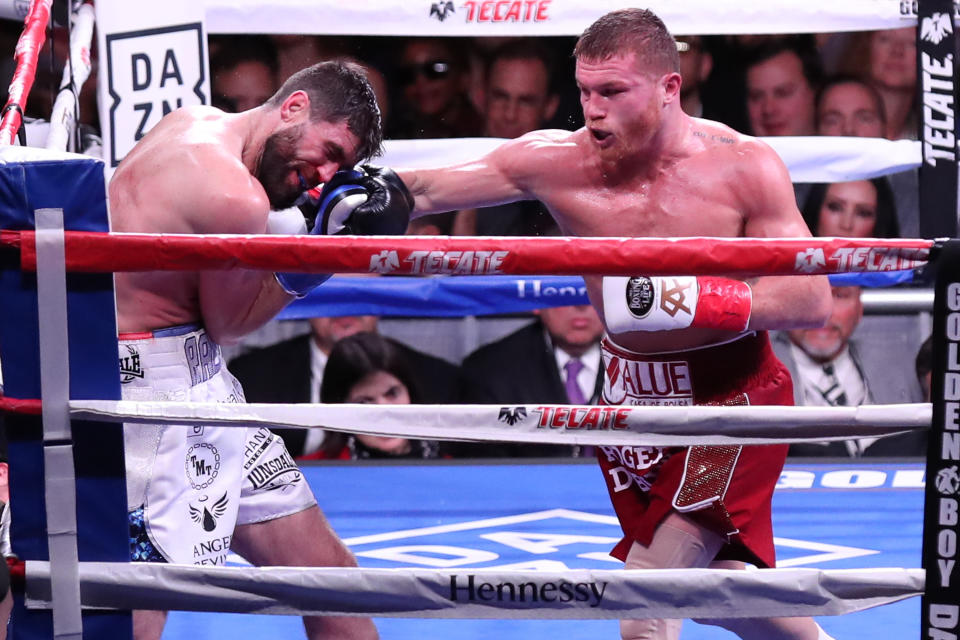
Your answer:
[280,90,310,123]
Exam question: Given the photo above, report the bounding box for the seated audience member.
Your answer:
[445,305,604,458]
[815,74,918,238]
[801,178,900,238]
[853,28,917,140]
[744,36,822,137]
[815,75,886,138]
[210,35,279,113]
[388,37,483,139]
[862,335,931,457]
[454,39,560,237]
[270,35,349,85]
[317,332,438,459]
[676,35,713,118]
[228,315,460,457]
[774,287,923,457]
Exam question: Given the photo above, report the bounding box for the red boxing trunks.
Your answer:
[597,332,791,569]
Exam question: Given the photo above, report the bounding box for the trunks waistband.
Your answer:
[600,332,778,405]
[117,324,221,388]
[118,323,202,340]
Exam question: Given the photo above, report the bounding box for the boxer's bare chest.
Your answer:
[544,161,745,240]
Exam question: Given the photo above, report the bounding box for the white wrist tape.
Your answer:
[603,276,699,333]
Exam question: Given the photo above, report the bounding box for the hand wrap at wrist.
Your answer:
[602,276,752,333]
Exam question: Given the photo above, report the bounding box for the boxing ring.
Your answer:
[0,1,957,639]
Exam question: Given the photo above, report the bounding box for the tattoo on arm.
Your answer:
[693,130,735,144]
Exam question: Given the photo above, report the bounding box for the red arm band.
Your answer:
[692,277,752,332]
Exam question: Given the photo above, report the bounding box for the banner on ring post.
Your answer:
[95,0,209,175]
[922,239,960,638]
[0,148,131,639]
[917,0,958,238]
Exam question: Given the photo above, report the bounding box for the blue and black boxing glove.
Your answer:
[274,166,414,298]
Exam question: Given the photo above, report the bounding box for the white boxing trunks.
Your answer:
[119,324,316,565]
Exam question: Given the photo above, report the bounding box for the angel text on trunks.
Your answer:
[602,355,694,406]
[369,249,508,275]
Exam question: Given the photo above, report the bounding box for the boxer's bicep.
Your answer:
[738,144,832,331]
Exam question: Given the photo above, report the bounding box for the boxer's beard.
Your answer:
[256,124,303,211]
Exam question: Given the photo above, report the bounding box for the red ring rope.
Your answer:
[0,0,53,145]
[0,230,934,277]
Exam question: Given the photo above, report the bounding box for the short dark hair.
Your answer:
[487,38,557,92]
[801,178,900,238]
[267,61,383,161]
[815,74,887,130]
[574,8,679,75]
[320,332,422,404]
[210,35,279,78]
[744,35,824,92]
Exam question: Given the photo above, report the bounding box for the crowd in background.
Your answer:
[0,25,934,460]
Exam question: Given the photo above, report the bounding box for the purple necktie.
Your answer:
[564,359,587,405]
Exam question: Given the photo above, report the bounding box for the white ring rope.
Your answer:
[24,561,924,620]
[70,400,931,447]
[382,137,920,185]
[201,0,913,36]
[45,3,94,153]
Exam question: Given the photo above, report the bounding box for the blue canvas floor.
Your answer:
[163,460,925,640]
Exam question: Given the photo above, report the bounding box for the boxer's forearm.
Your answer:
[745,274,832,331]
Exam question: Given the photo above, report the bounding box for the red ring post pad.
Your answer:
[2,232,933,277]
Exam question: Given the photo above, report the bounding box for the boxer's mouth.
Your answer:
[590,128,613,146]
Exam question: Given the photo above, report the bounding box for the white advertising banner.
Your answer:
[26,561,924,619]
[95,0,209,172]
[202,0,912,36]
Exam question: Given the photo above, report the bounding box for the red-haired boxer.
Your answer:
[355,9,837,640]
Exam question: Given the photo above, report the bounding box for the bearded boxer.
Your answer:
[361,9,835,640]
[110,61,410,640]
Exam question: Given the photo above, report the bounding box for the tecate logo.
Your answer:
[462,0,551,23]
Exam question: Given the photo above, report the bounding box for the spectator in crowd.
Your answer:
[845,334,932,458]
[453,39,560,237]
[801,178,900,238]
[210,35,279,113]
[774,286,923,457]
[388,37,483,139]
[744,36,822,137]
[316,332,438,459]
[815,74,918,238]
[483,39,559,139]
[269,35,349,84]
[445,305,604,458]
[815,75,886,137]
[853,28,917,140]
[676,35,713,118]
[229,314,460,457]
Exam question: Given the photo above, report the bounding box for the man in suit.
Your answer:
[228,315,461,457]
[772,286,923,457]
[453,39,561,237]
[446,304,605,458]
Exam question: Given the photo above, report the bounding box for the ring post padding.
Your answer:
[0,147,131,640]
[921,238,960,637]
[916,0,959,238]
